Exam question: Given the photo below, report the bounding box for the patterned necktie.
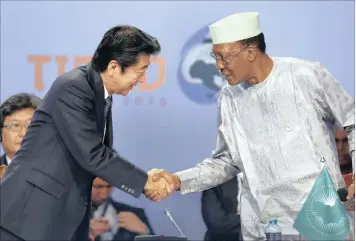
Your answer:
[104,96,112,121]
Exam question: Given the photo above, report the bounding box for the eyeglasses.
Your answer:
[2,122,30,132]
[210,45,248,65]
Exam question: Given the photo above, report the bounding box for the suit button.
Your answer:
[84,201,88,206]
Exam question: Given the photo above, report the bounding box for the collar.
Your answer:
[86,62,109,100]
[103,84,109,99]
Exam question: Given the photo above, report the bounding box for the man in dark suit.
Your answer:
[0,93,41,166]
[90,177,154,241]
[0,25,171,241]
[201,176,243,241]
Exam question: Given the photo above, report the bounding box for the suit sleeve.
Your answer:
[51,83,148,198]
[201,188,241,239]
[313,63,355,172]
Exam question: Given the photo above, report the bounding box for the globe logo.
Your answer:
[177,26,225,104]
[305,184,350,236]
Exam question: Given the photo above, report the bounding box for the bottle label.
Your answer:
[266,232,282,241]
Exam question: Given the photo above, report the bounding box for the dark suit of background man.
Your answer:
[201,176,243,241]
[0,25,166,241]
[90,178,155,241]
[0,93,41,167]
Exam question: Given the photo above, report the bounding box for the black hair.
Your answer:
[0,93,41,140]
[242,32,266,54]
[92,25,161,73]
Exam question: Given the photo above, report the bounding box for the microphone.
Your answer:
[164,208,186,238]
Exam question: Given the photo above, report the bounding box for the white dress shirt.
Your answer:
[103,85,109,142]
[6,155,12,166]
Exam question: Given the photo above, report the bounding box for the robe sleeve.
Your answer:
[174,91,240,194]
[313,62,355,172]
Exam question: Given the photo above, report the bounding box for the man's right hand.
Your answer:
[90,218,111,236]
[144,169,181,202]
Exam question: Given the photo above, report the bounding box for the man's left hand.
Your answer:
[117,211,148,234]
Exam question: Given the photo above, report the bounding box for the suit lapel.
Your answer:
[86,63,105,138]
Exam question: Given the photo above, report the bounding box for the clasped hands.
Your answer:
[144,169,180,202]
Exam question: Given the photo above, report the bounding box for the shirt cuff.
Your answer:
[174,168,200,195]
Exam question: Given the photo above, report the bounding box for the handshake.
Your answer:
[143,169,181,202]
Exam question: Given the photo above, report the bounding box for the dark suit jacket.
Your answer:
[0,63,148,241]
[201,177,242,241]
[0,154,7,166]
[93,198,154,241]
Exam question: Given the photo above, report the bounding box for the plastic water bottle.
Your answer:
[265,217,282,241]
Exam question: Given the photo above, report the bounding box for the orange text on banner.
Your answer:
[28,55,166,92]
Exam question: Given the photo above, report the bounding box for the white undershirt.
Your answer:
[103,86,109,142]
[6,155,12,166]
[104,85,109,99]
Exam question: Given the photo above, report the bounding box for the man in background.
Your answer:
[201,173,243,241]
[90,177,154,241]
[335,127,353,176]
[0,93,41,166]
[334,128,356,240]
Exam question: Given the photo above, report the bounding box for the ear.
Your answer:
[107,60,122,77]
[246,45,257,62]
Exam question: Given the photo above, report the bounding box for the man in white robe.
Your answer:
[147,12,355,240]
